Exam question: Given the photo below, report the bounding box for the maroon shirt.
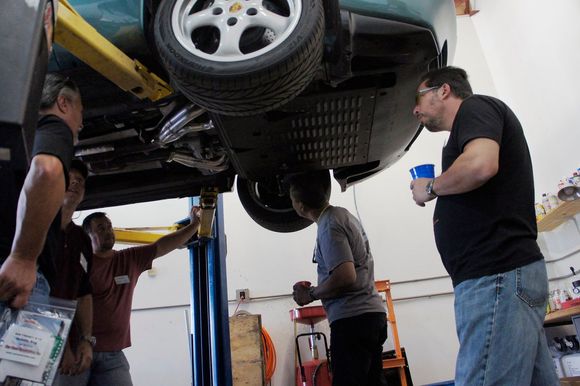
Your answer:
[51,222,92,300]
[90,244,156,352]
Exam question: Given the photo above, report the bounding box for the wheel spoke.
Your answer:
[251,9,290,35]
[215,22,246,56]
[184,11,216,35]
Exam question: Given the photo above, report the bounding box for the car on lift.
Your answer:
[50,0,456,232]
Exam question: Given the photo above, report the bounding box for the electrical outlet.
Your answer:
[236,288,250,301]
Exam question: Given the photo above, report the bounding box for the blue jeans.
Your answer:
[54,351,133,386]
[454,259,559,386]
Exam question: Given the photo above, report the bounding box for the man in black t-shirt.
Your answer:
[52,159,95,385]
[410,67,557,385]
[0,73,83,308]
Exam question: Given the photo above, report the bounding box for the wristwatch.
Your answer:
[425,178,438,197]
[308,286,318,301]
[80,335,96,347]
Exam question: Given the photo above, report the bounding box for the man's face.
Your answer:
[413,81,445,132]
[59,92,84,142]
[63,169,85,210]
[88,216,115,251]
[67,93,84,142]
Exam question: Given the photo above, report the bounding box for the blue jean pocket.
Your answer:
[515,260,548,308]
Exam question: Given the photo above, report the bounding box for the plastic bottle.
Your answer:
[572,171,580,187]
[558,178,567,191]
[535,203,546,221]
[542,193,552,213]
[548,193,560,210]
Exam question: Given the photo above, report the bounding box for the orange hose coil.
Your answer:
[261,327,276,382]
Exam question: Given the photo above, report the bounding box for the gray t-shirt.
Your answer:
[315,206,385,324]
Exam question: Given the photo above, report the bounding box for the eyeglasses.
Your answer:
[415,85,441,105]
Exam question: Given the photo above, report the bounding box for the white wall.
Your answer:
[470,0,580,195]
[78,2,580,385]
[468,0,580,303]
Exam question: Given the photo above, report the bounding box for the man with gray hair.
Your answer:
[0,72,83,308]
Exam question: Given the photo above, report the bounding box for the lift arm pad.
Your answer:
[55,0,172,101]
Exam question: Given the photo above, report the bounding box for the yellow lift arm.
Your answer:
[113,225,181,245]
[112,188,220,245]
[55,0,172,101]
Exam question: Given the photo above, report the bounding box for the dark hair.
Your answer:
[70,159,88,179]
[287,170,331,210]
[419,66,473,99]
[82,212,107,234]
[40,73,80,110]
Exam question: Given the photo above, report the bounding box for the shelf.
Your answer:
[545,305,580,324]
[537,200,580,232]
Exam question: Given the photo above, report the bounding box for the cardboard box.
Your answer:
[561,376,580,386]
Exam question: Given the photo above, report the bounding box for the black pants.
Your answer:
[330,312,388,386]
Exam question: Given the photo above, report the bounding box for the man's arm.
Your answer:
[59,294,93,375]
[294,262,356,306]
[311,262,356,300]
[0,154,65,307]
[74,294,93,373]
[152,207,201,258]
[411,138,499,206]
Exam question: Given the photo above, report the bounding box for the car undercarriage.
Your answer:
[49,0,455,232]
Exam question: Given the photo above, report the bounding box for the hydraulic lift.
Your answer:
[2,1,233,384]
[113,189,234,386]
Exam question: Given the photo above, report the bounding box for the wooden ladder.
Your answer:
[375,280,408,386]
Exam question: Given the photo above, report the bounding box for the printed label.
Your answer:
[114,275,130,285]
[0,325,52,366]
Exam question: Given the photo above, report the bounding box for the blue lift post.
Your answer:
[189,195,233,386]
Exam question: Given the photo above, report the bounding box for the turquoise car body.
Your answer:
[51,0,455,70]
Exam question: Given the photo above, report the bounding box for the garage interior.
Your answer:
[2,0,580,385]
[93,2,580,384]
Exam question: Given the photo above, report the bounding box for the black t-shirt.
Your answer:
[0,115,73,283]
[51,222,93,300]
[433,95,543,286]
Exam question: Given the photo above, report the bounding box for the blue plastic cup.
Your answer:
[409,164,435,180]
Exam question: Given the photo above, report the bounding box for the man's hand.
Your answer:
[75,340,93,373]
[410,178,436,207]
[293,283,314,306]
[190,206,201,229]
[59,345,77,376]
[0,256,37,308]
[59,341,92,376]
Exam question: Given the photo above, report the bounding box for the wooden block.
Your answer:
[230,314,265,386]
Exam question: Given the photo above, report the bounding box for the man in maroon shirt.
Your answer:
[81,207,201,386]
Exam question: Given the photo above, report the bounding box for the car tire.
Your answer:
[236,177,312,233]
[154,0,324,116]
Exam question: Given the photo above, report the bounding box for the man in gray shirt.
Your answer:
[290,170,387,386]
